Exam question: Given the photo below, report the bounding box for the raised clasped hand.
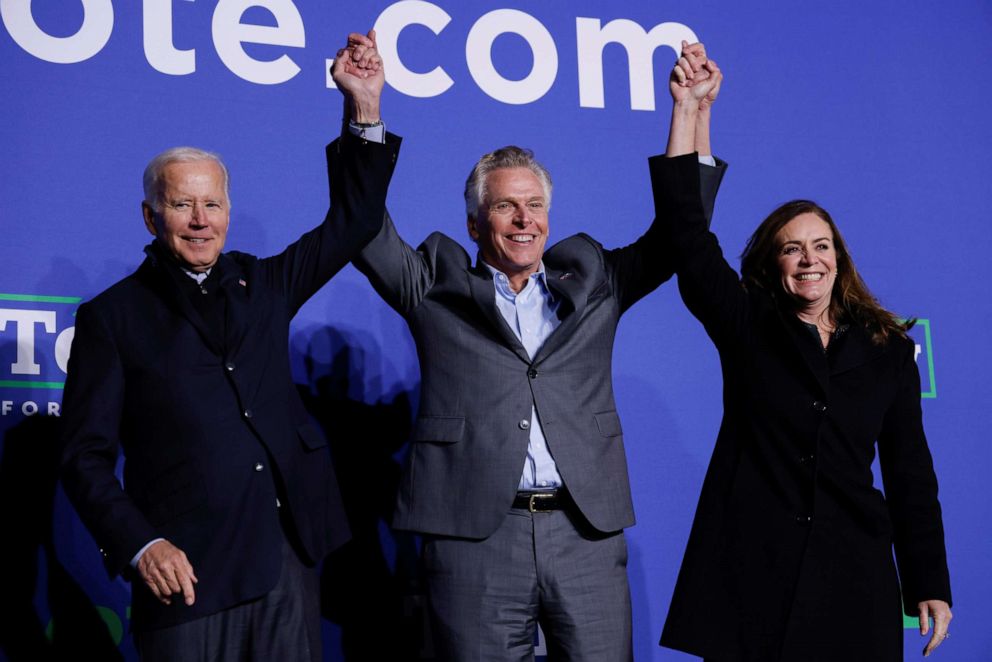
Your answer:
[670,40,722,110]
[332,29,385,109]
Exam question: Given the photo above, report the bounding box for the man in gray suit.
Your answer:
[334,32,724,660]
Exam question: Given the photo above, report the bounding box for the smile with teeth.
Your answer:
[184,237,209,244]
[508,234,534,244]
[795,272,824,281]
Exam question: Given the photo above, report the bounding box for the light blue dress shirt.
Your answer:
[482,262,564,491]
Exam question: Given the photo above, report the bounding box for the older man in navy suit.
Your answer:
[59,48,399,660]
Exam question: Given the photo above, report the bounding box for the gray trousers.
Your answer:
[134,539,321,662]
[424,504,632,661]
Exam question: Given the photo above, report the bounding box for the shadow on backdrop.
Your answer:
[296,326,426,660]
[0,411,122,661]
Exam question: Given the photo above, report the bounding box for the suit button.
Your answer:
[799,454,815,465]
[812,400,827,413]
[527,368,538,379]
[225,362,235,372]
[243,409,253,419]
[795,514,814,524]
[254,462,264,472]
[518,419,530,430]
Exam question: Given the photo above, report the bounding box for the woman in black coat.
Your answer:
[655,44,953,661]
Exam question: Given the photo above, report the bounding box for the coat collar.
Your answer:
[828,323,887,377]
[139,243,250,357]
[772,297,887,395]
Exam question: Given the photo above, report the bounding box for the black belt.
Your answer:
[512,489,570,513]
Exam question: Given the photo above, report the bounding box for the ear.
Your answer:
[142,201,158,237]
[467,215,480,242]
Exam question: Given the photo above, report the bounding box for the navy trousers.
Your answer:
[134,539,320,662]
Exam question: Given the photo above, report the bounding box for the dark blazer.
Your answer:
[59,132,400,630]
[354,144,726,539]
[651,153,951,661]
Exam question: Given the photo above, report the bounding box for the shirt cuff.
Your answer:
[131,538,165,567]
[347,120,386,144]
[698,154,716,167]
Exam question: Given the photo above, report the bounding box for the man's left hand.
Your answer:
[136,539,198,606]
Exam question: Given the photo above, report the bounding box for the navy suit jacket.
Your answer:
[59,132,400,630]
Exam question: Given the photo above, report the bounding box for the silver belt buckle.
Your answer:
[528,492,555,513]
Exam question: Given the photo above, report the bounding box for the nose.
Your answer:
[799,246,817,266]
[189,202,207,226]
[512,203,533,226]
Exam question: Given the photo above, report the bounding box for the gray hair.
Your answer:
[464,146,552,219]
[143,146,230,210]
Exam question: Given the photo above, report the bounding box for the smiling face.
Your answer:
[775,212,838,315]
[142,160,230,272]
[468,167,549,291]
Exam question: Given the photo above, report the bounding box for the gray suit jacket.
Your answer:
[355,145,725,539]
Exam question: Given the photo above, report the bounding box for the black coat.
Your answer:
[59,132,399,630]
[652,154,951,661]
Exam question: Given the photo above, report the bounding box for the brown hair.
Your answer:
[739,200,912,345]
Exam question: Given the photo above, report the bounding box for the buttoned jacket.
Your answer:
[652,153,951,661]
[355,143,725,538]
[59,133,400,630]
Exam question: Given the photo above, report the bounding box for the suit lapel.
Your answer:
[216,254,250,357]
[467,264,531,362]
[534,266,588,362]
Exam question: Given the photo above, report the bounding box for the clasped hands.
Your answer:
[670,40,722,109]
[332,29,384,124]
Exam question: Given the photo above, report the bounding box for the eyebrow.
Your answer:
[166,195,224,202]
[781,237,832,245]
[493,195,545,201]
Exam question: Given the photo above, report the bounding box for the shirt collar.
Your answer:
[479,257,552,300]
[181,267,211,284]
[144,241,215,285]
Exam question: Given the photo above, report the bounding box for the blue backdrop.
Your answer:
[2,1,990,659]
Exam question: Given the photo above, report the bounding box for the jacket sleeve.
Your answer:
[352,208,439,316]
[877,339,952,613]
[605,158,726,313]
[648,153,752,347]
[264,130,402,316]
[59,303,158,577]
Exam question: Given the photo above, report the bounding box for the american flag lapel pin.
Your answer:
[238,279,247,287]
[559,272,572,280]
